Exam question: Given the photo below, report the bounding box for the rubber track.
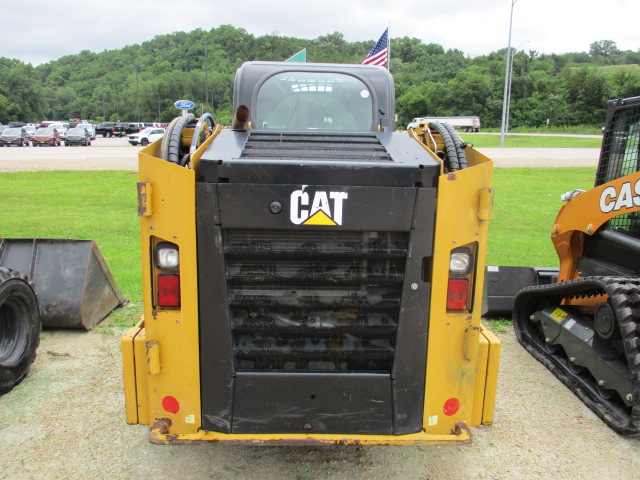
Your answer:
[513,276,640,435]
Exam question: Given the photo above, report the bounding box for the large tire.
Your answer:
[0,268,41,395]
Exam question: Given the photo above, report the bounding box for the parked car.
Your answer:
[124,122,144,134]
[96,122,116,137]
[23,125,37,140]
[49,123,67,139]
[0,125,8,134]
[76,123,96,140]
[65,127,92,146]
[0,127,30,147]
[128,127,166,146]
[31,128,62,146]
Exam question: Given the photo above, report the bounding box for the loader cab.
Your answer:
[233,61,396,132]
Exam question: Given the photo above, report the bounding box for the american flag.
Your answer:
[362,29,389,67]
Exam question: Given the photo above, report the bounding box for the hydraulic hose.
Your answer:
[429,122,460,172]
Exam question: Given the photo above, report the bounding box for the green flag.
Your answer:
[285,48,307,62]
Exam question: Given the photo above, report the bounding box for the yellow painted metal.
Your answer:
[471,330,489,426]
[138,141,201,435]
[480,326,501,425]
[133,324,150,425]
[422,154,495,435]
[145,340,160,375]
[122,318,151,425]
[148,419,471,445]
[407,128,444,174]
[121,323,140,425]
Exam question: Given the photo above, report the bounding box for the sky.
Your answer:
[1,0,638,66]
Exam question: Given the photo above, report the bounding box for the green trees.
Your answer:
[0,28,637,129]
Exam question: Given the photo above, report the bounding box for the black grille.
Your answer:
[223,230,408,372]
[240,131,392,162]
[598,100,640,236]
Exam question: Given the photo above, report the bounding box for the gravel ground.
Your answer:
[1,137,637,480]
[1,323,638,480]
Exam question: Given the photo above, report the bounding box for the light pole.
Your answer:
[101,83,106,120]
[203,41,209,110]
[135,65,141,123]
[500,0,517,148]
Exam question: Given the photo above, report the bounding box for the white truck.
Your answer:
[407,116,481,132]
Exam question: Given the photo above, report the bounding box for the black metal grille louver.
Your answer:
[223,230,408,372]
[240,131,392,162]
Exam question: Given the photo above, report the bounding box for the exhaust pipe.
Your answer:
[232,105,250,130]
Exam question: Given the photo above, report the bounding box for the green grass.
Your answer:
[0,167,597,329]
[480,125,604,135]
[599,64,640,75]
[487,167,595,267]
[461,134,602,148]
[0,171,142,329]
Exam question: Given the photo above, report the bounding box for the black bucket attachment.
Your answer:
[484,265,559,318]
[0,238,125,329]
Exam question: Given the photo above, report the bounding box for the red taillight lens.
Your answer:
[157,274,180,307]
[446,278,468,310]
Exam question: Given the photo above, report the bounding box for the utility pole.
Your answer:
[500,0,517,148]
[203,41,209,109]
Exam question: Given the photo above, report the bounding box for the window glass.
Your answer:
[256,72,373,131]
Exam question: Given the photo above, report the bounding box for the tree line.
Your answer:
[0,26,638,128]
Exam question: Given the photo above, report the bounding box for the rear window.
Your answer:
[255,71,373,131]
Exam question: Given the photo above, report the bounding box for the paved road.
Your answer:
[0,137,600,171]
[0,137,142,172]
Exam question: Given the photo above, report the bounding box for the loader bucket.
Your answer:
[484,265,558,317]
[0,238,125,329]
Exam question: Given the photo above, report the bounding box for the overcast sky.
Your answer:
[1,0,638,66]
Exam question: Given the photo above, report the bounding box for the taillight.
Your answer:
[446,245,475,311]
[154,241,180,307]
[157,274,180,307]
[446,278,469,310]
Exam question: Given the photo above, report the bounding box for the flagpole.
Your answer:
[387,22,391,71]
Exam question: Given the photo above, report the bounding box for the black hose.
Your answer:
[161,113,195,164]
[441,123,467,170]
[429,122,460,172]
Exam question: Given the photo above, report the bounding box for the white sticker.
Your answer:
[360,90,370,99]
[564,319,576,330]
[487,266,499,272]
[428,415,438,426]
[185,414,195,424]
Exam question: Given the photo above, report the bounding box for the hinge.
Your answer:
[478,187,493,221]
[146,340,160,375]
[137,182,152,217]
[463,325,481,361]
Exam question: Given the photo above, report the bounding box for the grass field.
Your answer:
[0,167,597,326]
[461,134,602,148]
